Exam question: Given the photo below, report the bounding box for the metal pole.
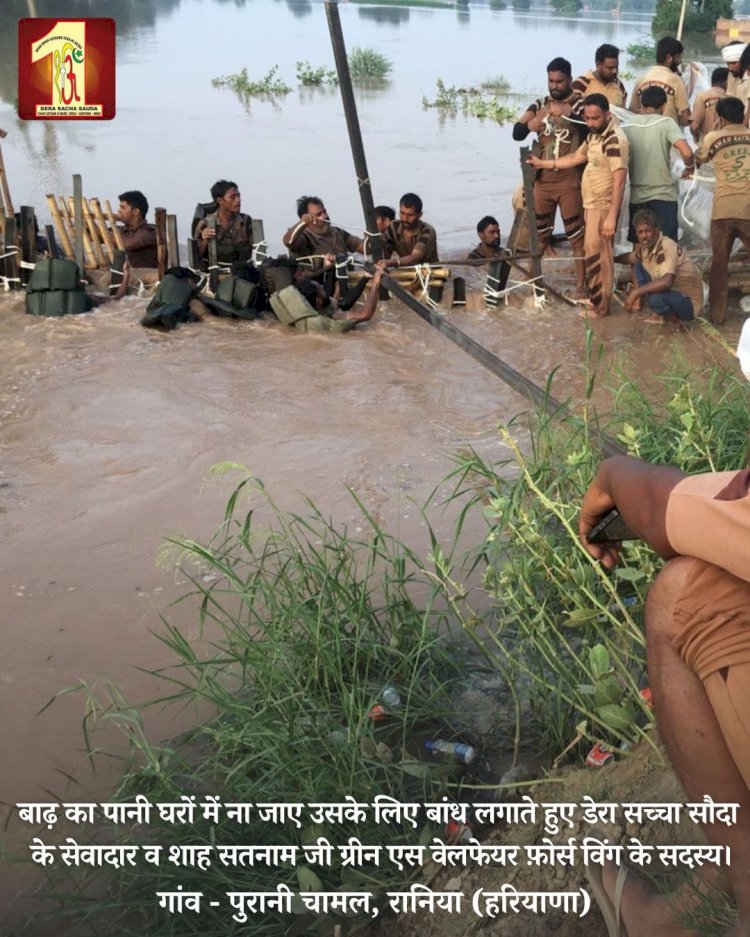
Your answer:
[73,174,84,272]
[520,146,543,282]
[380,271,624,459]
[325,1,382,259]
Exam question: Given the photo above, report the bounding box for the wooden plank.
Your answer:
[166,213,179,268]
[46,194,74,258]
[155,207,167,279]
[520,145,543,282]
[19,205,36,284]
[103,199,126,250]
[90,198,116,260]
[82,198,106,267]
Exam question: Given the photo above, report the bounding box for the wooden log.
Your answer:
[0,142,14,216]
[486,210,525,308]
[82,198,107,267]
[155,207,167,279]
[103,199,126,250]
[45,223,61,259]
[166,213,179,268]
[520,146,543,283]
[19,205,36,284]
[2,215,21,289]
[90,198,116,260]
[46,194,74,258]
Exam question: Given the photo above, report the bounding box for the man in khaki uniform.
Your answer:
[513,57,587,297]
[283,196,363,270]
[572,43,627,108]
[630,36,690,126]
[721,40,745,97]
[690,67,728,144]
[695,95,750,324]
[615,209,703,323]
[529,93,629,316]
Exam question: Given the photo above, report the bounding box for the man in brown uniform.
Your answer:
[529,93,629,316]
[377,193,439,269]
[615,209,703,323]
[572,43,627,108]
[283,196,363,270]
[513,57,586,297]
[695,96,750,324]
[195,179,254,265]
[116,190,157,268]
[630,36,690,126]
[690,67,728,144]
[580,455,750,937]
[467,216,502,260]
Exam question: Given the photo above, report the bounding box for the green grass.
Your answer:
[296,60,338,86]
[211,65,291,99]
[422,78,517,124]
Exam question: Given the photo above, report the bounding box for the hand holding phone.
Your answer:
[588,508,638,544]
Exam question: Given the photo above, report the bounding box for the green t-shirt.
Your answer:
[621,113,684,204]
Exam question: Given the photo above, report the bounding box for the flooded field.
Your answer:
[0,0,745,931]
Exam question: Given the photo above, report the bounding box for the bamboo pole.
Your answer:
[90,198,116,259]
[325,1,382,260]
[166,213,179,268]
[82,198,107,267]
[0,142,14,216]
[45,223,60,259]
[155,207,167,279]
[66,193,95,267]
[208,237,219,293]
[103,199,126,250]
[46,194,74,258]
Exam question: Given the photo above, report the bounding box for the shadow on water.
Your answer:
[287,0,314,18]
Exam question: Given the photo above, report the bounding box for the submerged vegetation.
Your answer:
[211,65,292,102]
[422,78,517,125]
[296,60,338,86]
[30,351,749,933]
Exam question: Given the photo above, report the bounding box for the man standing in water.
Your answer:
[283,196,363,270]
[468,216,503,260]
[630,36,691,126]
[580,455,750,937]
[573,44,628,108]
[377,193,439,268]
[528,94,629,317]
[116,191,157,268]
[513,58,587,298]
[195,179,254,265]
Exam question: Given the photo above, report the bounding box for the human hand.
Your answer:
[579,473,622,570]
[201,226,215,241]
[322,253,336,268]
[527,155,545,169]
[601,215,617,240]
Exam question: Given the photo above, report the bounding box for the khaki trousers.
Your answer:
[583,206,614,315]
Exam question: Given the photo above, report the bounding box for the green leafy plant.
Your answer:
[423,78,517,125]
[295,60,338,86]
[348,46,392,83]
[211,65,291,98]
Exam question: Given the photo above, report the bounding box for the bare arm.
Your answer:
[678,107,691,127]
[602,168,627,239]
[673,138,694,167]
[345,268,383,323]
[579,456,685,569]
[527,149,587,171]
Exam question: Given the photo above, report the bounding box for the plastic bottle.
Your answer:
[424,739,477,765]
[381,685,402,712]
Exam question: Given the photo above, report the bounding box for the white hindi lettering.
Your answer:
[29,838,56,866]
[540,802,577,835]
[387,883,461,914]
[473,885,590,918]
[167,843,213,870]
[372,795,420,828]
[424,799,469,825]
[579,795,618,826]
[62,802,97,824]
[686,795,739,828]
[157,885,203,914]
[100,794,152,825]
[17,803,59,828]
[254,802,304,828]
[156,795,196,825]
[524,837,577,867]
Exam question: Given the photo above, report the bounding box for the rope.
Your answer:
[0,276,21,291]
[0,247,20,260]
[484,272,545,306]
[252,240,268,265]
[414,263,439,310]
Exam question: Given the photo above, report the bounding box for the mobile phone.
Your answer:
[588,508,638,543]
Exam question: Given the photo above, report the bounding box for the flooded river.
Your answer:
[0,0,741,930]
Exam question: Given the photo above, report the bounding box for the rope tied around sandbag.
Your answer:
[414,263,439,310]
[484,271,546,307]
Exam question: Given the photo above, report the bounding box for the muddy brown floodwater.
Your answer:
[1,267,741,931]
